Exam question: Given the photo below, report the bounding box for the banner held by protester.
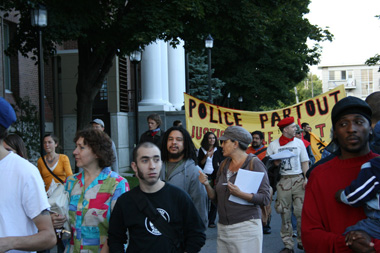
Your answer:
[185,85,346,162]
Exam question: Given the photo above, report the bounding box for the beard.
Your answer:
[168,150,184,160]
[252,143,261,149]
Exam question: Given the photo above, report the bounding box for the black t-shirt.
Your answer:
[108,183,206,253]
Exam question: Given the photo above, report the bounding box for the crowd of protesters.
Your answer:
[2,92,380,253]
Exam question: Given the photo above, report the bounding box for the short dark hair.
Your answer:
[301,123,309,128]
[200,132,219,150]
[0,125,8,140]
[44,133,59,145]
[173,120,182,127]
[4,133,28,159]
[133,142,160,163]
[161,126,197,163]
[251,131,264,140]
[365,91,380,124]
[74,129,115,168]
[147,113,162,127]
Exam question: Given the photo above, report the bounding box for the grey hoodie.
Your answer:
[160,159,208,227]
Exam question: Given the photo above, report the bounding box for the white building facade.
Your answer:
[320,63,380,99]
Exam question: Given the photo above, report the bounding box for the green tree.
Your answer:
[11,96,40,163]
[1,0,209,130]
[203,0,332,110]
[295,73,323,102]
[188,52,225,102]
[1,0,332,127]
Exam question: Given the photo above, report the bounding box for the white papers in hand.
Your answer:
[269,150,296,160]
[228,169,264,205]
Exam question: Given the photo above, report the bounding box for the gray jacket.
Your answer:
[160,159,208,227]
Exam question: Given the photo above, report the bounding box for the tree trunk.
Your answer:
[75,38,117,130]
[76,86,96,130]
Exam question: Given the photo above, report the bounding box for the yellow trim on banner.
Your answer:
[185,85,346,162]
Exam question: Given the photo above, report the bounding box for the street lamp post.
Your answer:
[227,92,231,108]
[31,4,47,156]
[238,95,243,110]
[205,34,213,104]
[129,50,142,146]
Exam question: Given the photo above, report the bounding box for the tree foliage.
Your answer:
[10,96,40,164]
[188,52,225,102]
[295,73,323,102]
[202,0,332,111]
[1,0,332,128]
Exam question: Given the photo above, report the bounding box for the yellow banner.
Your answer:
[185,85,346,160]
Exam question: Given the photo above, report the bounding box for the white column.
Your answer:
[139,40,165,110]
[159,40,172,108]
[168,39,186,111]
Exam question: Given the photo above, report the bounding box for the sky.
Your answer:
[306,0,380,76]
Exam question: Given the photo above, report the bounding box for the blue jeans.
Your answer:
[344,207,380,239]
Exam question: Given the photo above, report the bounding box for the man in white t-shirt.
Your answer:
[0,97,56,253]
[266,117,309,253]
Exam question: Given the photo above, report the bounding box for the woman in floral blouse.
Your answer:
[52,128,129,252]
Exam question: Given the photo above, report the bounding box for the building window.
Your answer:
[347,70,353,79]
[329,71,335,80]
[99,78,108,100]
[3,23,11,91]
[361,69,373,96]
[341,71,346,80]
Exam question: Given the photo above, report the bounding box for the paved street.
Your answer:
[201,197,305,253]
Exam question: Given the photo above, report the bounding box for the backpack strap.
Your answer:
[248,156,258,171]
[130,187,181,249]
[254,147,267,157]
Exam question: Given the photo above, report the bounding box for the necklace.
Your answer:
[46,154,57,164]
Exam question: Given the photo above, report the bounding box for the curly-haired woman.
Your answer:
[52,129,129,252]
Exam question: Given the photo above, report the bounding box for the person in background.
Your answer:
[199,126,271,253]
[246,131,268,160]
[108,142,206,252]
[139,113,165,148]
[160,126,208,227]
[246,130,273,235]
[301,122,311,142]
[173,120,182,127]
[295,125,315,166]
[266,117,309,253]
[52,128,129,252]
[302,96,380,252]
[91,118,119,173]
[197,132,225,228]
[3,133,28,159]
[365,91,380,154]
[37,133,73,192]
[0,97,57,252]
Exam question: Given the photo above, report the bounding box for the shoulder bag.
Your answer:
[42,158,71,240]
